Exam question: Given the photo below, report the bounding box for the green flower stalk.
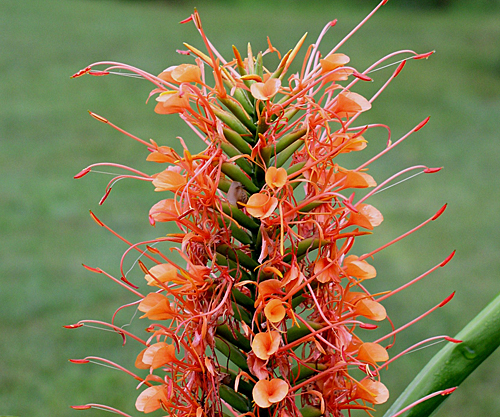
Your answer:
[67,2,470,416]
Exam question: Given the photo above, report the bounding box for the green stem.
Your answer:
[383,291,500,417]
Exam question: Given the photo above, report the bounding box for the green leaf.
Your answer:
[221,162,259,193]
[217,244,259,270]
[220,202,260,231]
[299,405,323,417]
[383,290,500,417]
[215,337,249,372]
[219,385,251,412]
[216,323,251,351]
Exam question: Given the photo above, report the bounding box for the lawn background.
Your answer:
[1,0,500,416]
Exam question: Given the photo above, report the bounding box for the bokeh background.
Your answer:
[1,0,500,416]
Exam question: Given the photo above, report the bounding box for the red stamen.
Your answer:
[120,275,139,289]
[89,210,105,227]
[393,60,406,77]
[88,111,109,123]
[442,387,457,395]
[82,264,102,273]
[415,116,431,131]
[64,323,83,329]
[179,15,194,24]
[431,203,447,220]
[74,167,91,179]
[71,405,92,410]
[176,49,191,55]
[99,188,112,205]
[424,167,442,173]
[440,250,456,267]
[414,50,435,60]
[330,19,338,27]
[353,71,372,82]
[69,359,90,364]
[70,67,91,78]
[445,336,462,343]
[438,291,455,307]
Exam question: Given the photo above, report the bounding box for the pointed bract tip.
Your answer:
[431,203,447,220]
[88,111,109,123]
[71,405,92,410]
[359,323,378,330]
[64,323,83,329]
[414,50,435,60]
[424,167,443,174]
[149,215,156,226]
[414,116,431,132]
[444,336,462,343]
[438,291,455,307]
[393,60,406,78]
[74,167,91,179]
[440,250,456,267]
[69,359,90,364]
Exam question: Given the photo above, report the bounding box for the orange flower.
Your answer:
[264,299,286,323]
[141,342,177,369]
[332,91,371,118]
[144,263,178,286]
[252,378,289,408]
[154,90,190,114]
[149,199,181,223]
[138,292,175,320]
[343,255,376,280]
[320,53,352,82]
[331,133,367,153]
[255,279,283,307]
[152,169,187,192]
[250,78,281,101]
[355,379,389,404]
[357,342,389,365]
[171,64,202,84]
[265,166,288,189]
[146,146,178,163]
[314,257,340,283]
[135,385,169,413]
[246,193,278,219]
[355,298,386,321]
[251,331,281,360]
[333,170,376,189]
[348,204,383,230]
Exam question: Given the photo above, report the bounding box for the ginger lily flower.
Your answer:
[71,4,453,417]
[252,378,289,408]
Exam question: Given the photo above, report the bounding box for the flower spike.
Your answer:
[69,5,455,417]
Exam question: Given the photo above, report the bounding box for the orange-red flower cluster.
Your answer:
[70,3,455,417]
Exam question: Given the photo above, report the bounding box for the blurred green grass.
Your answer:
[1,0,500,416]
